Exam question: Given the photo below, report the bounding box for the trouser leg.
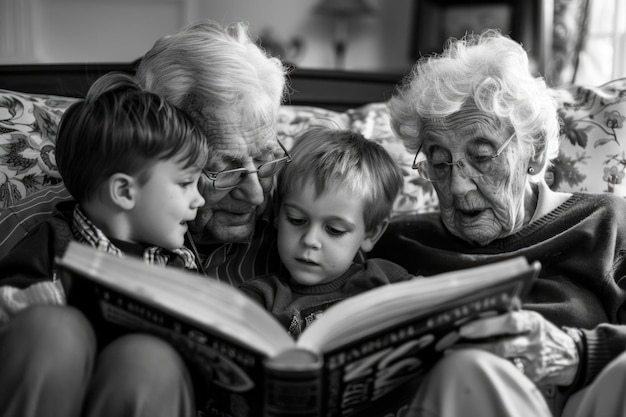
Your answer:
[0,305,96,417]
[409,349,552,417]
[562,350,626,417]
[84,333,195,417]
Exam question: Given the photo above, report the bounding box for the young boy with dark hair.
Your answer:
[0,72,208,319]
[240,126,414,337]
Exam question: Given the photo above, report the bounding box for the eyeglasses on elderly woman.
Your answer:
[412,133,515,183]
[202,139,292,190]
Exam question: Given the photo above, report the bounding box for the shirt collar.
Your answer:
[71,205,197,270]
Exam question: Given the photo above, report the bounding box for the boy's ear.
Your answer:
[360,218,390,253]
[109,173,136,210]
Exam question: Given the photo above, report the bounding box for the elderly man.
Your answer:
[0,19,288,417]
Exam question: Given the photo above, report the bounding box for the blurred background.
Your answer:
[0,0,624,87]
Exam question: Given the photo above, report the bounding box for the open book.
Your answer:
[58,241,540,417]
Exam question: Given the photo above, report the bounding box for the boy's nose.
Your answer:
[302,228,321,249]
[192,188,206,208]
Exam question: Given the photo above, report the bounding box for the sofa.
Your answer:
[1,64,626,219]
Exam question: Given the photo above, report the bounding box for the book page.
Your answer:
[297,257,538,352]
[58,241,295,356]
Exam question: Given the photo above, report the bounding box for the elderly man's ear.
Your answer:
[109,173,138,210]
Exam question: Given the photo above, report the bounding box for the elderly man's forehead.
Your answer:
[204,120,276,141]
[189,104,279,157]
[205,122,278,157]
[192,104,275,137]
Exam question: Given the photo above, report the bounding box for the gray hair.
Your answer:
[389,30,560,172]
[135,19,288,129]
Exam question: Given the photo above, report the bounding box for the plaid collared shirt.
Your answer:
[71,206,198,270]
[0,205,198,323]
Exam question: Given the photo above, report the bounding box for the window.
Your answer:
[576,0,626,85]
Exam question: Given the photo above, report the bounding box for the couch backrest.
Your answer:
[2,78,626,214]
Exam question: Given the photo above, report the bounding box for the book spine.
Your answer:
[263,349,323,417]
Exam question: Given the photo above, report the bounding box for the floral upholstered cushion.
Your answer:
[2,78,626,215]
[550,78,626,196]
[278,103,436,216]
[0,90,77,208]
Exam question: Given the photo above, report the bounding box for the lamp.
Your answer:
[314,0,375,69]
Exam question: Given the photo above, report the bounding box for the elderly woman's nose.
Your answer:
[449,165,477,195]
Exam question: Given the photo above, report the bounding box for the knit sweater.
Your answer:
[370,192,626,392]
[240,258,414,337]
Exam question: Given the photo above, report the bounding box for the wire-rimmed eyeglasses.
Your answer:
[412,133,515,182]
[202,139,292,190]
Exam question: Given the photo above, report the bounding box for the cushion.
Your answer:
[550,78,626,198]
[277,102,437,216]
[2,78,626,216]
[0,89,77,208]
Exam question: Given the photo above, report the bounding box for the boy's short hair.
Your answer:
[56,72,209,204]
[278,126,403,232]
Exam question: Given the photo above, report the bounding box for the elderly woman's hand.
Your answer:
[456,310,580,386]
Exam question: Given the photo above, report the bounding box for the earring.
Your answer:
[528,167,536,174]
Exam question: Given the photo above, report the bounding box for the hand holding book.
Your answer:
[453,309,581,386]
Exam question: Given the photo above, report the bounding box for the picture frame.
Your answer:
[410,0,546,74]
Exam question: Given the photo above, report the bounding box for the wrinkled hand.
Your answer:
[455,310,579,386]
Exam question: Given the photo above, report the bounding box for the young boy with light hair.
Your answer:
[240,126,414,337]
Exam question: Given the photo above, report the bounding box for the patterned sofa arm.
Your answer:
[2,79,626,215]
[551,78,626,196]
[0,90,75,207]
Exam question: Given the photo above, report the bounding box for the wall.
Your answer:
[0,0,415,73]
[200,0,414,72]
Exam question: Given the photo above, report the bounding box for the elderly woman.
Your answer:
[371,31,626,417]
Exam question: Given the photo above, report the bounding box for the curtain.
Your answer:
[0,0,36,63]
[546,0,592,86]
[575,0,626,86]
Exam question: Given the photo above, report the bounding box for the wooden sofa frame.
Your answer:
[0,64,403,111]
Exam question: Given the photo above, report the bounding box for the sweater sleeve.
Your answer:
[0,217,72,323]
[577,324,626,388]
[0,280,66,323]
[0,184,72,262]
[239,277,276,310]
